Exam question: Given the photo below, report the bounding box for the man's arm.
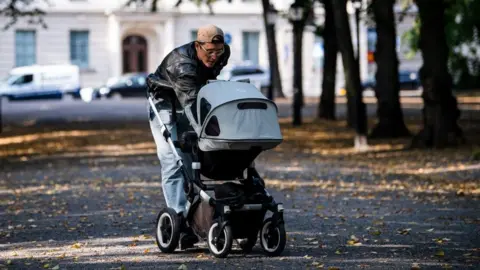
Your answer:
[213,44,231,77]
[166,62,199,109]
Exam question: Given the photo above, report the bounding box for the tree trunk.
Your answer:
[330,0,367,135]
[318,0,337,120]
[261,0,285,99]
[369,0,410,138]
[292,21,304,126]
[411,0,465,148]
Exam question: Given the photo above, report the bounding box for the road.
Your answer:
[1,97,479,270]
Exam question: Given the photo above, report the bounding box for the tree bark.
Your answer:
[369,0,410,138]
[292,21,304,126]
[330,0,367,135]
[318,0,337,120]
[411,0,465,148]
[261,0,285,99]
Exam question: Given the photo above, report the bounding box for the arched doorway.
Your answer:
[122,35,148,73]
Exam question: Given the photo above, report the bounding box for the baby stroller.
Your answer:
[148,79,286,258]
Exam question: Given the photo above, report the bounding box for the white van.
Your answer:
[0,64,81,101]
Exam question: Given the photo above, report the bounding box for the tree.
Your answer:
[410,0,465,148]
[317,0,337,120]
[402,0,480,90]
[369,0,410,138]
[330,0,368,148]
[261,0,284,99]
[288,0,315,126]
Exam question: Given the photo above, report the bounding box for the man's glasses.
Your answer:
[198,43,224,57]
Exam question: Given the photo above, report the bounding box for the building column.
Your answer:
[107,14,122,78]
[163,16,176,56]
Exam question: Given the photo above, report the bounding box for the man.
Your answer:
[146,24,230,248]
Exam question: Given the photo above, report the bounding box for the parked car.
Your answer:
[100,72,148,99]
[0,64,81,101]
[217,64,270,94]
[338,70,422,97]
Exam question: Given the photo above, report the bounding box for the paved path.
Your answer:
[1,98,479,270]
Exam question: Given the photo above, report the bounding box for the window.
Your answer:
[12,74,34,85]
[242,31,260,65]
[191,30,198,41]
[231,68,264,76]
[70,30,89,68]
[15,30,36,67]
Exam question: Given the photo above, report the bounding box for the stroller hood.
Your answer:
[184,80,283,152]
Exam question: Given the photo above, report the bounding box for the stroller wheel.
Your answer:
[260,218,286,256]
[155,208,181,253]
[207,221,233,258]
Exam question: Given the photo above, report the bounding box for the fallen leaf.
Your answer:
[52,265,60,270]
[304,255,313,259]
[435,250,445,257]
[178,264,188,270]
[426,228,434,232]
[43,264,50,269]
[397,228,411,235]
[411,263,421,270]
[71,243,82,249]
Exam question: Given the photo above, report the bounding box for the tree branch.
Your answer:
[0,0,50,30]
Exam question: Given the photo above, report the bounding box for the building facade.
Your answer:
[0,0,421,97]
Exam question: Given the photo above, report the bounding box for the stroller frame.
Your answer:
[148,87,286,258]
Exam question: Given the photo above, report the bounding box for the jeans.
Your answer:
[149,108,193,215]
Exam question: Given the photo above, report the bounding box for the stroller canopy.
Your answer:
[187,80,283,152]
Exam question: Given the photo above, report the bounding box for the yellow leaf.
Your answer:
[411,263,421,270]
[71,243,82,249]
[303,255,313,259]
[7,260,12,265]
[144,249,150,253]
[328,267,340,270]
[335,250,342,255]
[435,250,445,257]
[43,264,50,269]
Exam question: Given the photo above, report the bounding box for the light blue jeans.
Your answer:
[149,108,193,215]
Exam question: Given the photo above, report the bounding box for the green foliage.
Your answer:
[472,147,480,161]
[401,0,480,89]
[400,16,420,59]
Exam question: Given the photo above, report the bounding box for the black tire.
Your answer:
[260,217,286,256]
[155,208,181,253]
[207,221,233,258]
[239,230,258,254]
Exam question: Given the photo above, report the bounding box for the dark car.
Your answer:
[100,72,148,99]
[338,70,422,96]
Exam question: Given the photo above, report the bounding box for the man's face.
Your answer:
[195,42,225,68]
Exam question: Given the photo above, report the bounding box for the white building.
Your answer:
[0,0,421,97]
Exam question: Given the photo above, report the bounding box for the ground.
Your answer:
[0,97,479,270]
